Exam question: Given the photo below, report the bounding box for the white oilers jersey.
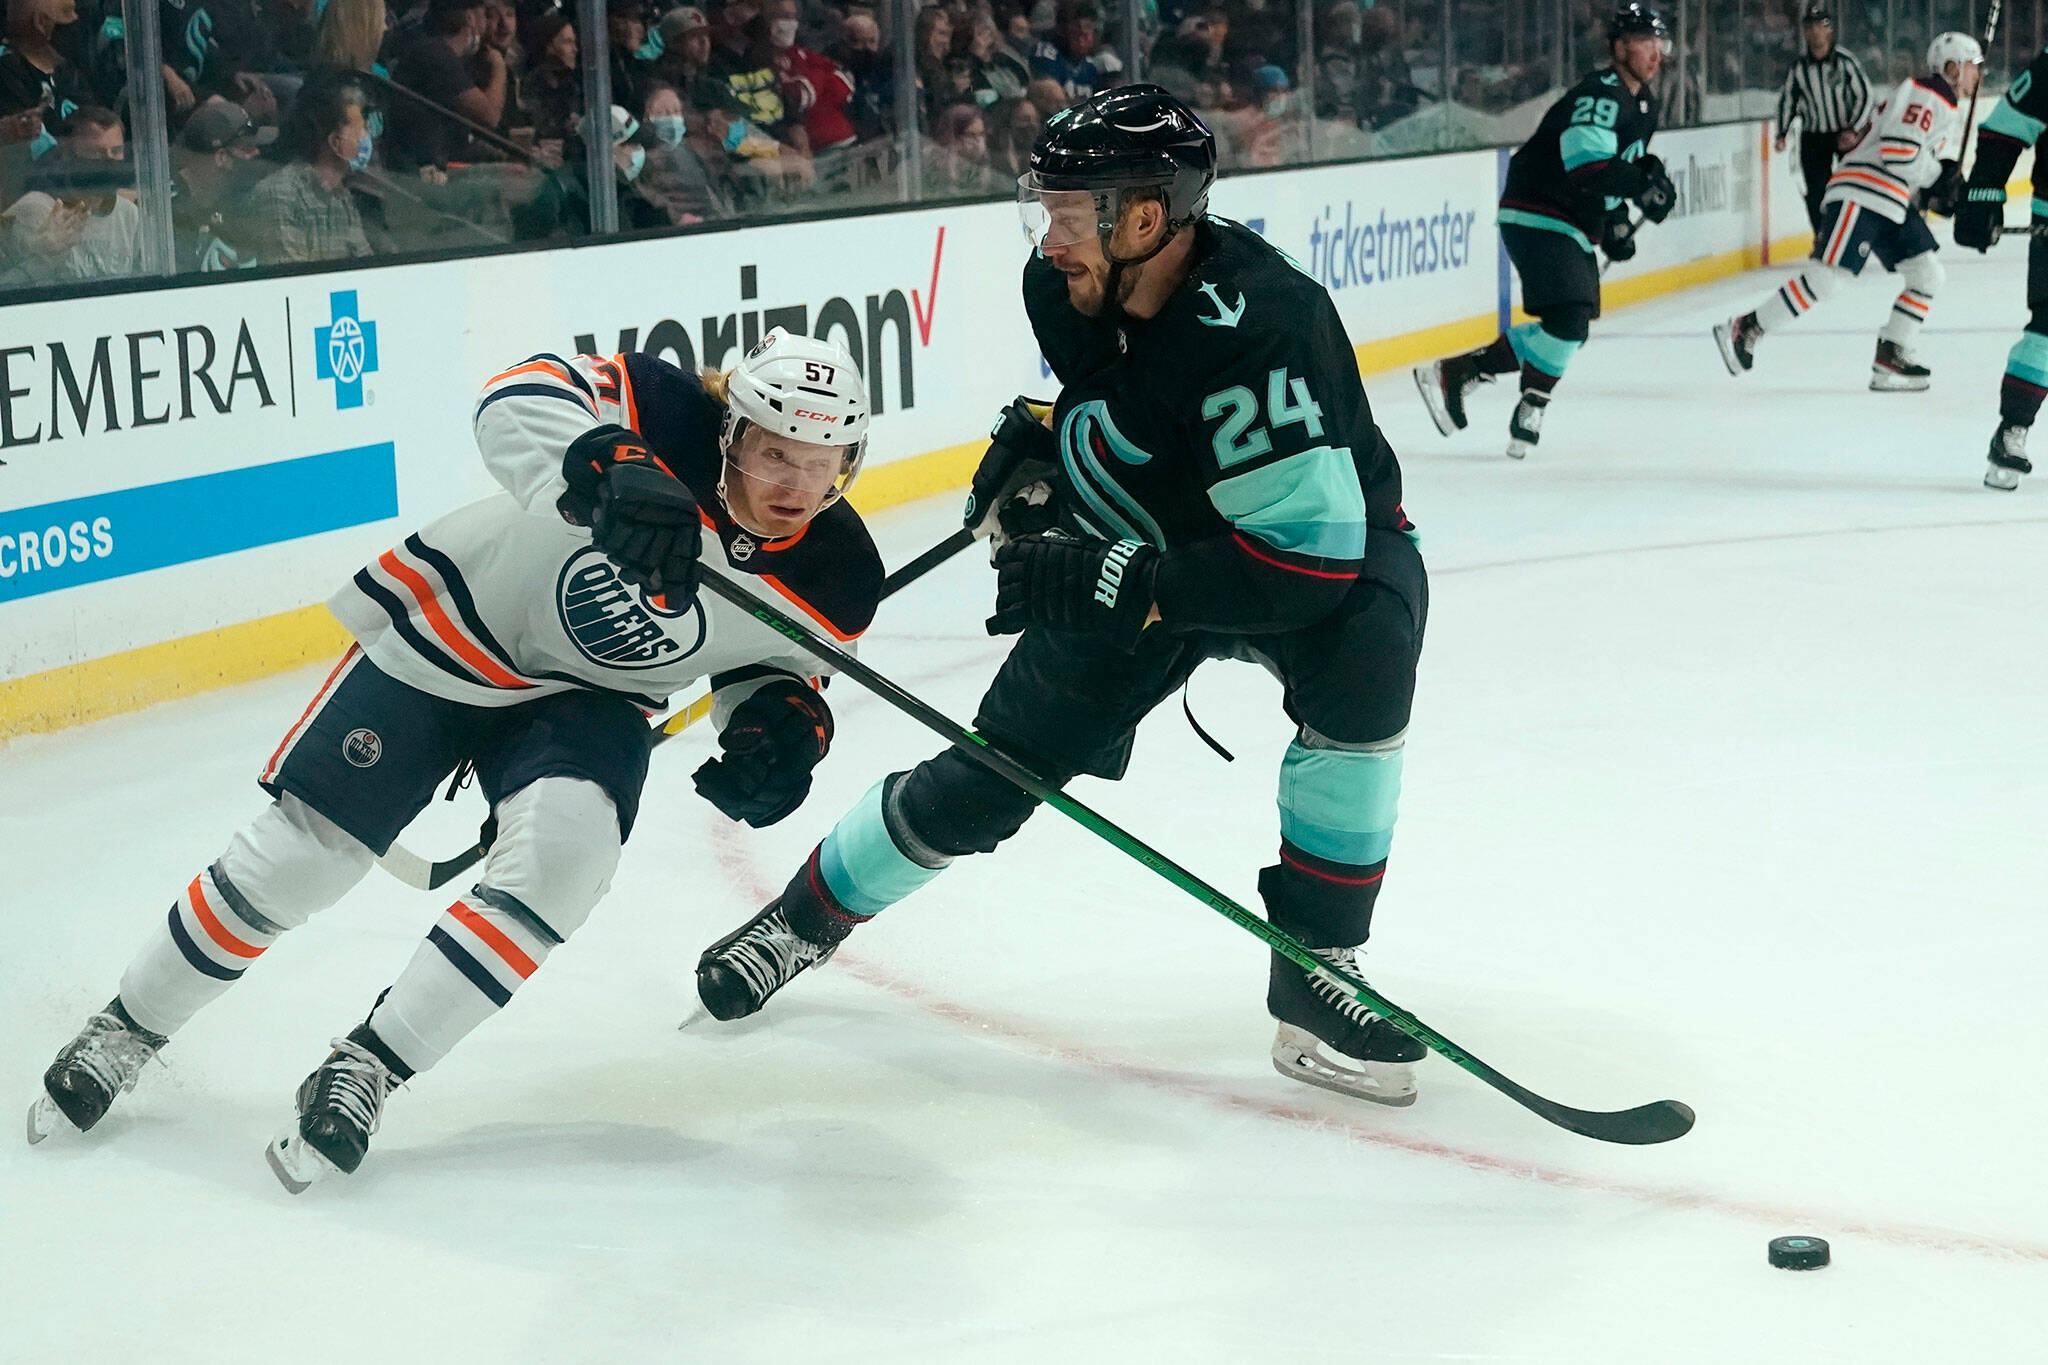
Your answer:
[1824,74,1964,223]
[326,351,883,718]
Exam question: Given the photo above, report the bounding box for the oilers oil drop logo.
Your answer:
[342,728,382,768]
[556,547,704,670]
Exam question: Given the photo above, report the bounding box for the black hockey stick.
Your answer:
[694,564,1696,1147]
[1598,213,1646,278]
[375,524,981,892]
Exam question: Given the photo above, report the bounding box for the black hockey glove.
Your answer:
[1953,186,2007,251]
[559,424,702,600]
[965,396,1062,552]
[692,679,834,828]
[1602,208,1638,263]
[987,532,1159,651]
[1633,153,1676,223]
[1923,160,1964,218]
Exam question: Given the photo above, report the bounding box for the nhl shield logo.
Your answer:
[342,728,382,768]
[730,533,757,562]
[556,547,705,671]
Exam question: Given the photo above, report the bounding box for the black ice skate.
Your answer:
[1713,312,1761,375]
[27,1002,167,1144]
[1985,422,2031,491]
[266,1032,402,1193]
[1506,390,1549,460]
[1870,339,1931,392]
[1412,355,1484,436]
[1268,947,1424,1106]
[696,898,841,1021]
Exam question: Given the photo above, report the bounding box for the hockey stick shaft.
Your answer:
[694,565,1695,1146]
[376,524,981,890]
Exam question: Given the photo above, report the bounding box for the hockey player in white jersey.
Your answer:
[26,329,883,1191]
[1715,32,1983,391]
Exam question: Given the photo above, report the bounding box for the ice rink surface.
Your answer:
[6,242,2047,1363]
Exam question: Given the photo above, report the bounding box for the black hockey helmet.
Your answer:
[1019,83,1216,250]
[1800,2,1832,24]
[1607,2,1669,46]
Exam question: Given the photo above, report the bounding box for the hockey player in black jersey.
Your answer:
[696,85,1432,1105]
[28,333,884,1188]
[1956,44,2048,489]
[1413,3,1676,458]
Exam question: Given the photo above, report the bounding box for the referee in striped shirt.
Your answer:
[1774,4,1872,231]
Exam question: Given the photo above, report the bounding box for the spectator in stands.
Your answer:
[1312,2,1365,123]
[158,0,282,123]
[635,79,733,220]
[1356,4,1423,128]
[913,4,952,113]
[1145,29,1209,105]
[965,15,1028,101]
[1030,1,1103,101]
[924,98,1000,193]
[0,149,138,285]
[608,0,662,113]
[386,0,507,173]
[54,101,122,162]
[263,0,322,73]
[833,8,892,141]
[0,0,93,152]
[767,0,856,153]
[691,73,808,203]
[242,72,373,260]
[603,103,671,228]
[710,0,802,148]
[479,0,532,139]
[653,5,714,92]
[1024,74,1067,117]
[309,0,388,76]
[985,92,1039,178]
[172,96,272,268]
[523,13,582,150]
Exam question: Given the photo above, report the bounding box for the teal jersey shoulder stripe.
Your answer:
[1560,122,1619,172]
[1498,207,1594,254]
[1983,98,2047,146]
[1207,444,1367,561]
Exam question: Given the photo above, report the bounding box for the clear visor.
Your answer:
[1018,176,1103,250]
[726,435,857,507]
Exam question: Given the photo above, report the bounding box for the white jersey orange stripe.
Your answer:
[1823,75,1963,224]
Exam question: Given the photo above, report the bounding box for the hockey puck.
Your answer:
[1768,1235,1831,1270]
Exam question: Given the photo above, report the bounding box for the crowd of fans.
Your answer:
[0,0,1974,290]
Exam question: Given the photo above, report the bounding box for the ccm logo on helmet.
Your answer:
[794,409,842,422]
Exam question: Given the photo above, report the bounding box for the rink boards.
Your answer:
[0,119,1815,737]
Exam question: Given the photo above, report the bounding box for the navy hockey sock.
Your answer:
[1261,843,1388,947]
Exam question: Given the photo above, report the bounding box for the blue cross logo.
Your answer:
[315,290,379,409]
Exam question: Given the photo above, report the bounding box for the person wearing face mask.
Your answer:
[634,80,733,221]
[710,1,805,152]
[172,97,275,269]
[605,103,670,228]
[386,0,506,172]
[830,9,893,143]
[241,72,374,260]
[765,0,855,155]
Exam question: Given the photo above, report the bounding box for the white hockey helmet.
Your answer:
[717,327,870,528]
[1927,31,1984,77]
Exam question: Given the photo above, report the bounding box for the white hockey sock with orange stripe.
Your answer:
[1754,264,1849,333]
[361,776,620,1074]
[1878,253,1943,350]
[117,795,373,1037]
[365,889,560,1072]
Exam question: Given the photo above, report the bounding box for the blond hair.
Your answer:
[700,366,731,404]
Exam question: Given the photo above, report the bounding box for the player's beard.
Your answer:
[1066,257,1141,318]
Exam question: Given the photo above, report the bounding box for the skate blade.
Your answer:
[1505,438,1534,460]
[1869,371,1930,392]
[1985,465,2023,491]
[265,1128,342,1195]
[676,1001,712,1031]
[1411,365,1460,437]
[25,1093,70,1146]
[1270,1024,1418,1107]
[1712,323,1746,376]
